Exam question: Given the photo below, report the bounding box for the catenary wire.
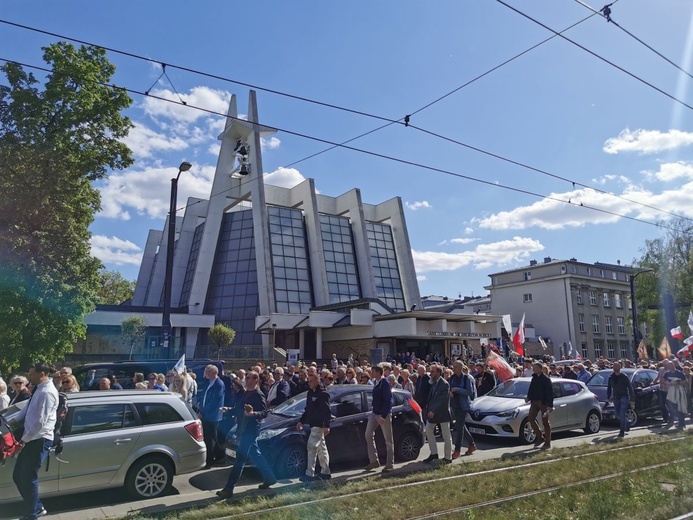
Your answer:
[0,56,680,232]
[2,14,690,225]
[495,0,693,113]
[572,0,693,81]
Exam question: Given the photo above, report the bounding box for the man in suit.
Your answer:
[414,364,431,409]
[423,364,453,465]
[267,367,291,408]
[199,364,225,468]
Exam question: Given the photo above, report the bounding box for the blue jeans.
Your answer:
[224,435,276,490]
[613,396,630,435]
[13,438,50,519]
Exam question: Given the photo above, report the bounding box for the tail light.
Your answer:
[185,420,204,442]
[407,398,422,415]
[593,394,600,401]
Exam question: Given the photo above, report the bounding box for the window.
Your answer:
[615,293,623,308]
[632,372,653,388]
[594,341,603,358]
[592,315,600,333]
[605,316,613,334]
[612,272,617,280]
[561,265,567,274]
[586,267,592,276]
[578,313,585,332]
[320,214,361,304]
[617,317,625,334]
[600,269,605,278]
[603,292,610,307]
[576,289,583,304]
[68,404,137,435]
[581,343,588,360]
[607,342,616,359]
[523,293,533,303]
[572,266,577,274]
[561,382,582,397]
[367,222,405,311]
[620,342,630,359]
[589,291,597,306]
[524,271,532,281]
[135,403,183,425]
[332,392,364,417]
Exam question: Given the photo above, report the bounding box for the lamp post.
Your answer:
[629,267,655,361]
[162,161,192,353]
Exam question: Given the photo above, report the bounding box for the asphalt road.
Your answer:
[0,417,679,520]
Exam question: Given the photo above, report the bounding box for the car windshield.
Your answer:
[486,379,530,398]
[271,393,307,417]
[587,371,612,386]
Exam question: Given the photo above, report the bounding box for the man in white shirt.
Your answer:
[11,362,59,520]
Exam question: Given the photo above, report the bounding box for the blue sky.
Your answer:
[3,0,693,298]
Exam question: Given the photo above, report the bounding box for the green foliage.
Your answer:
[121,315,147,360]
[208,323,236,349]
[636,218,693,346]
[0,42,133,374]
[97,269,136,305]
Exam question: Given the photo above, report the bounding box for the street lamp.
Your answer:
[162,161,192,353]
[630,267,655,361]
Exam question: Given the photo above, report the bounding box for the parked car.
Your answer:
[465,377,602,444]
[586,368,660,427]
[71,359,224,391]
[224,385,424,478]
[0,391,206,503]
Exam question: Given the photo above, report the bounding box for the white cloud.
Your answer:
[264,167,308,189]
[405,201,431,211]
[413,237,544,272]
[603,128,693,154]
[121,122,188,159]
[143,86,231,124]
[208,143,221,156]
[438,238,479,245]
[464,227,474,235]
[91,235,143,266]
[591,174,631,185]
[261,137,281,151]
[417,275,428,281]
[98,164,216,220]
[648,161,693,182]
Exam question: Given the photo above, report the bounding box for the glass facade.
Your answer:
[320,214,361,304]
[366,221,405,311]
[204,210,261,345]
[180,222,205,306]
[269,207,313,313]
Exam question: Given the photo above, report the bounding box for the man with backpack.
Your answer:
[10,362,59,520]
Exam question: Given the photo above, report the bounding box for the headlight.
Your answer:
[256,428,287,441]
[496,408,519,419]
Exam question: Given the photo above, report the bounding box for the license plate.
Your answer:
[469,427,485,435]
[225,448,236,458]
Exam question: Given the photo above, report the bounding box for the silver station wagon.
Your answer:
[464,377,602,444]
[0,390,206,502]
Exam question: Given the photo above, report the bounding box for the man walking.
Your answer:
[217,371,276,499]
[606,361,634,438]
[526,361,553,449]
[423,364,453,465]
[267,367,291,408]
[653,362,671,424]
[449,361,477,458]
[297,373,332,482]
[198,365,225,469]
[11,362,58,520]
[364,365,395,473]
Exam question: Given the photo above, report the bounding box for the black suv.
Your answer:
[224,385,424,478]
[586,368,660,427]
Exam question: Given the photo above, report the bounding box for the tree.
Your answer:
[208,323,236,360]
[635,218,693,348]
[0,42,133,374]
[121,315,148,361]
[97,269,136,305]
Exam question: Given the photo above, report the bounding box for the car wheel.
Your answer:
[583,411,601,434]
[625,407,638,428]
[395,431,421,461]
[125,456,174,499]
[276,444,307,479]
[520,418,537,445]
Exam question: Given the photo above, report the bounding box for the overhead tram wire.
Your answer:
[572,0,693,81]
[2,16,691,224]
[0,56,679,233]
[495,0,693,113]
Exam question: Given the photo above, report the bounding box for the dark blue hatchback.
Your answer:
[224,385,424,478]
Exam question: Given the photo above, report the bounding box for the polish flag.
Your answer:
[512,313,526,356]
[670,326,684,340]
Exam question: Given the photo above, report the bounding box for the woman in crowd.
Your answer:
[60,375,80,393]
[9,376,31,405]
[0,379,9,410]
[168,371,188,401]
[156,373,168,391]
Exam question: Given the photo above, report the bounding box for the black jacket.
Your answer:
[299,386,331,428]
[527,373,554,407]
[238,388,268,438]
[293,380,310,396]
[607,372,633,400]
[414,373,431,408]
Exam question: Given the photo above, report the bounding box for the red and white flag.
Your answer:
[512,313,526,356]
[670,326,684,340]
[486,351,515,382]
